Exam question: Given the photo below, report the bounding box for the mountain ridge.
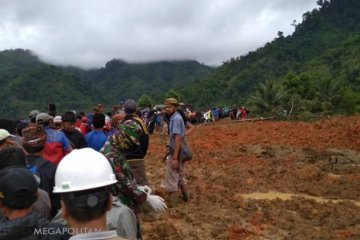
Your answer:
[0,49,214,118]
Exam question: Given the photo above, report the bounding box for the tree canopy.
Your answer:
[180,0,360,116]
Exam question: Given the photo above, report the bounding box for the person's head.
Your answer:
[124,99,137,115]
[36,113,53,127]
[53,148,116,224]
[62,111,77,132]
[0,146,27,170]
[82,117,89,124]
[96,104,104,113]
[0,167,38,211]
[164,98,179,116]
[111,105,120,114]
[93,107,100,115]
[29,110,40,123]
[48,104,57,117]
[16,121,28,137]
[0,129,13,147]
[92,114,105,129]
[53,116,63,130]
[22,126,47,154]
[111,114,124,129]
[76,113,82,121]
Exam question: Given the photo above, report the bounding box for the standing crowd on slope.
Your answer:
[0,98,197,240]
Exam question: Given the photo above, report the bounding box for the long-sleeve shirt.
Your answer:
[101,131,147,213]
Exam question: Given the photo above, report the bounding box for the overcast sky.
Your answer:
[0,0,318,69]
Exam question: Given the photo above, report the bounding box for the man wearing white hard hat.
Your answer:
[54,148,129,240]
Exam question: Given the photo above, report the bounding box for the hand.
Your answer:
[146,195,167,212]
[138,185,152,194]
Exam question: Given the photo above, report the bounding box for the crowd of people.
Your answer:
[0,98,193,240]
[176,105,250,125]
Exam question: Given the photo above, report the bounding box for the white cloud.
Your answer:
[0,0,318,69]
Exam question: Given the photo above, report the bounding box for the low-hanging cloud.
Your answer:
[0,0,318,69]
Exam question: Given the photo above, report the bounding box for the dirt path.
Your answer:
[141,116,360,239]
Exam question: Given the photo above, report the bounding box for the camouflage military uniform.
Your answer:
[101,124,147,213]
[101,124,147,239]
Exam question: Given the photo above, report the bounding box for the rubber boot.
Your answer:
[180,185,190,202]
[167,192,178,208]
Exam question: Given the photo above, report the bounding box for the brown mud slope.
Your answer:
[142,116,360,240]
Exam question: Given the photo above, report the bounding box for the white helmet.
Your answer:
[53,148,117,193]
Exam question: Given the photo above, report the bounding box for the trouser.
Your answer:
[148,120,155,134]
[165,155,187,192]
[127,159,150,186]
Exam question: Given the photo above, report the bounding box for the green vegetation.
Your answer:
[180,0,360,117]
[82,59,213,105]
[0,49,95,118]
[0,50,213,118]
[165,89,181,101]
[138,94,153,108]
[248,80,286,117]
[1,0,359,119]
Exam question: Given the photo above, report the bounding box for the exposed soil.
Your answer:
[141,116,360,240]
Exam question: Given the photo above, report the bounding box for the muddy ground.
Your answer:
[141,116,360,240]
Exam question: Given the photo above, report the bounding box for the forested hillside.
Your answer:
[0,49,94,118]
[82,59,213,103]
[0,50,213,118]
[181,0,360,116]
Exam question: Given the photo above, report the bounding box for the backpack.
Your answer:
[169,138,193,162]
[120,116,149,158]
[179,139,193,162]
